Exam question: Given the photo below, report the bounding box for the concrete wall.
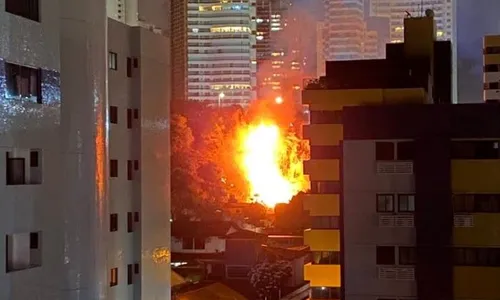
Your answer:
[343,140,416,300]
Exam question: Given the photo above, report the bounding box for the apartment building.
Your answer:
[0,0,171,299]
[301,15,451,299]
[484,35,500,102]
[187,0,257,106]
[171,0,188,111]
[342,101,500,300]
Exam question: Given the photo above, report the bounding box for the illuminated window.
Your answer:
[110,268,118,286]
[210,26,251,33]
[5,62,41,103]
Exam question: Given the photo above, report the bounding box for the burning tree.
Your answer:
[248,261,293,300]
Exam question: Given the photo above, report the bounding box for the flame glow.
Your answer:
[238,121,308,207]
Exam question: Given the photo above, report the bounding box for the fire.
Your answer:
[238,121,308,207]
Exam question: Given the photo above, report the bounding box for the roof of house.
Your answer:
[172,252,225,263]
[171,221,238,238]
[261,245,310,260]
[226,229,267,240]
[176,282,248,300]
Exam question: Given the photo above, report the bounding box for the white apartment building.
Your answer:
[0,0,171,299]
[323,0,365,61]
[483,35,500,102]
[369,0,453,43]
[187,0,257,106]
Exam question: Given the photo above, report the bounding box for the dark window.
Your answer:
[6,156,26,185]
[485,46,500,54]
[109,52,118,70]
[127,160,133,180]
[312,251,340,264]
[110,214,118,232]
[453,194,500,213]
[30,150,39,167]
[134,212,140,222]
[110,106,118,124]
[127,212,133,233]
[310,216,340,229]
[310,181,340,194]
[182,238,194,250]
[30,232,39,249]
[127,57,132,77]
[488,82,500,90]
[5,0,40,22]
[397,141,415,160]
[134,160,139,171]
[133,58,139,68]
[134,263,140,274]
[110,268,118,286]
[110,159,118,178]
[376,142,395,160]
[451,141,500,159]
[310,110,342,124]
[127,264,133,285]
[310,145,341,159]
[484,64,500,72]
[399,246,416,265]
[127,109,133,128]
[454,247,500,267]
[377,194,394,212]
[194,238,206,250]
[398,194,415,212]
[133,109,139,119]
[5,62,41,103]
[376,246,395,265]
[311,287,340,299]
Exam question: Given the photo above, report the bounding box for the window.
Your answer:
[110,268,118,286]
[127,160,133,180]
[127,109,133,128]
[127,264,133,285]
[310,216,340,229]
[454,247,500,267]
[127,212,133,233]
[398,194,415,212]
[134,212,140,222]
[485,46,500,54]
[451,141,500,159]
[453,194,500,213]
[310,181,341,194]
[310,110,342,124]
[5,232,42,272]
[399,246,417,265]
[376,246,395,265]
[376,142,395,160]
[5,62,41,103]
[109,52,118,70]
[397,141,415,160]
[6,155,25,185]
[310,287,340,299]
[484,64,500,72]
[194,238,206,250]
[182,238,194,250]
[110,106,118,124]
[30,150,39,167]
[110,159,118,178]
[312,251,340,264]
[110,214,118,232]
[134,263,140,274]
[488,82,500,90]
[377,194,394,212]
[133,109,139,119]
[133,58,139,68]
[134,160,139,171]
[5,0,40,22]
[310,145,341,159]
[127,57,132,77]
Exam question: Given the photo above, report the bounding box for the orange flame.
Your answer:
[237,120,308,208]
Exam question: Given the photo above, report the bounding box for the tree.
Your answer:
[248,260,292,300]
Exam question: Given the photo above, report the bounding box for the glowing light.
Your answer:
[238,122,307,207]
[275,96,283,104]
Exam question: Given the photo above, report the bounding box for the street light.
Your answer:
[275,96,283,104]
[218,92,225,107]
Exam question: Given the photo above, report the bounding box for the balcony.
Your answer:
[303,194,340,217]
[303,159,340,181]
[454,214,474,228]
[376,161,413,174]
[303,229,340,251]
[451,160,500,193]
[378,214,414,227]
[378,266,415,281]
[304,263,341,287]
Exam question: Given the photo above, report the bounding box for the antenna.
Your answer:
[421,0,424,16]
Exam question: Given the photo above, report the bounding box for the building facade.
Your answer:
[171,0,188,112]
[342,102,500,300]
[0,0,171,299]
[187,0,257,106]
[301,15,451,299]
[483,35,500,102]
